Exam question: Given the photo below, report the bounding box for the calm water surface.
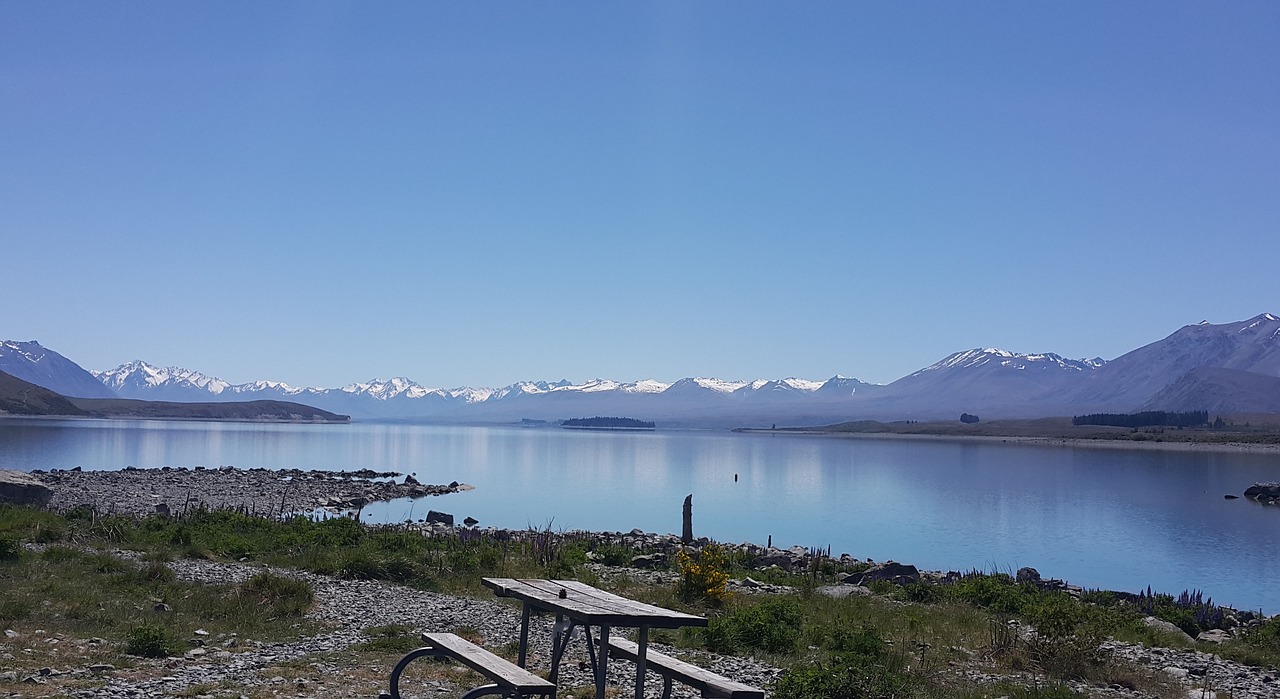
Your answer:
[2,418,1278,611]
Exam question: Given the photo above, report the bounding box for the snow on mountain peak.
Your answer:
[914,348,1102,376]
[97,360,231,394]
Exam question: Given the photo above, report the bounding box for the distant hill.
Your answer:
[1139,367,1280,414]
[67,397,350,422]
[0,340,115,398]
[0,369,348,422]
[0,370,89,416]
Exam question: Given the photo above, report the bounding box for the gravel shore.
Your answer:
[32,465,468,518]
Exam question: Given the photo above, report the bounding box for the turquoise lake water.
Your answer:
[2,418,1278,611]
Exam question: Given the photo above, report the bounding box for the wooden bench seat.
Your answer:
[607,637,764,699]
[384,632,556,699]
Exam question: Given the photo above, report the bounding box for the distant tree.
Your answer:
[1072,411,1207,428]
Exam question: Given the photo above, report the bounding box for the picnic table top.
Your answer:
[482,577,708,629]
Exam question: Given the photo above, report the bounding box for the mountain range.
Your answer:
[4,313,1279,426]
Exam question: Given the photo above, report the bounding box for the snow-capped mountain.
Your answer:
[858,348,1107,419]
[95,361,232,401]
[0,340,115,398]
[82,361,877,424]
[10,312,1280,426]
[1067,313,1280,412]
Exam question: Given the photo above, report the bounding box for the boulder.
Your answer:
[816,585,872,599]
[1143,616,1195,643]
[630,553,667,570]
[425,510,454,526]
[1244,482,1280,502]
[1197,628,1232,644]
[842,561,920,586]
[753,551,796,571]
[1016,567,1041,584]
[0,470,52,507]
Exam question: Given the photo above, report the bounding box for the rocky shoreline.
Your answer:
[24,466,470,518]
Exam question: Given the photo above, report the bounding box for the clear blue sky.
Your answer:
[3,2,1277,388]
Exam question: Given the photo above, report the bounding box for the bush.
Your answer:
[676,543,731,605]
[1244,617,1280,654]
[239,572,313,616]
[126,623,177,658]
[945,572,1040,614]
[1021,594,1110,678]
[0,536,20,562]
[706,598,803,654]
[775,626,917,699]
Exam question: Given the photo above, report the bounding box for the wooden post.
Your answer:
[681,494,693,544]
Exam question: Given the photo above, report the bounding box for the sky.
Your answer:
[3,2,1278,389]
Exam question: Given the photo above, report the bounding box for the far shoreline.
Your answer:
[737,427,1280,454]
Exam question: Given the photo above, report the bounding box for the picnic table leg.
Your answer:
[518,603,531,667]
[549,615,568,685]
[595,625,610,699]
[634,626,648,699]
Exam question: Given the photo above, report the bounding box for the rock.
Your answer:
[843,561,920,586]
[4,629,17,638]
[816,585,872,599]
[154,602,172,612]
[404,474,420,486]
[89,664,115,673]
[1224,494,1239,500]
[1143,616,1195,642]
[463,516,479,526]
[630,553,667,569]
[1197,628,1232,643]
[425,510,454,526]
[0,470,53,507]
[753,552,795,571]
[1244,482,1280,502]
[1015,567,1041,583]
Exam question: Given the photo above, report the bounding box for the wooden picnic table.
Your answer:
[482,577,708,699]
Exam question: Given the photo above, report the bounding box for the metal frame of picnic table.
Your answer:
[482,577,708,699]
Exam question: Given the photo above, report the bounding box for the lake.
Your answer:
[2,418,1278,611]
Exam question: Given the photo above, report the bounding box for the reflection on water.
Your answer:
[1,418,1278,610]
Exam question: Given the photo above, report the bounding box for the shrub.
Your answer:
[239,572,314,616]
[1136,587,1230,636]
[676,543,731,606]
[774,626,917,699]
[945,572,1038,614]
[0,536,20,562]
[1021,594,1110,678]
[706,598,803,654]
[1243,617,1280,654]
[126,623,177,657]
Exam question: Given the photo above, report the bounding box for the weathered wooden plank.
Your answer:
[608,638,764,699]
[558,580,705,622]
[482,578,707,629]
[421,633,555,691]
